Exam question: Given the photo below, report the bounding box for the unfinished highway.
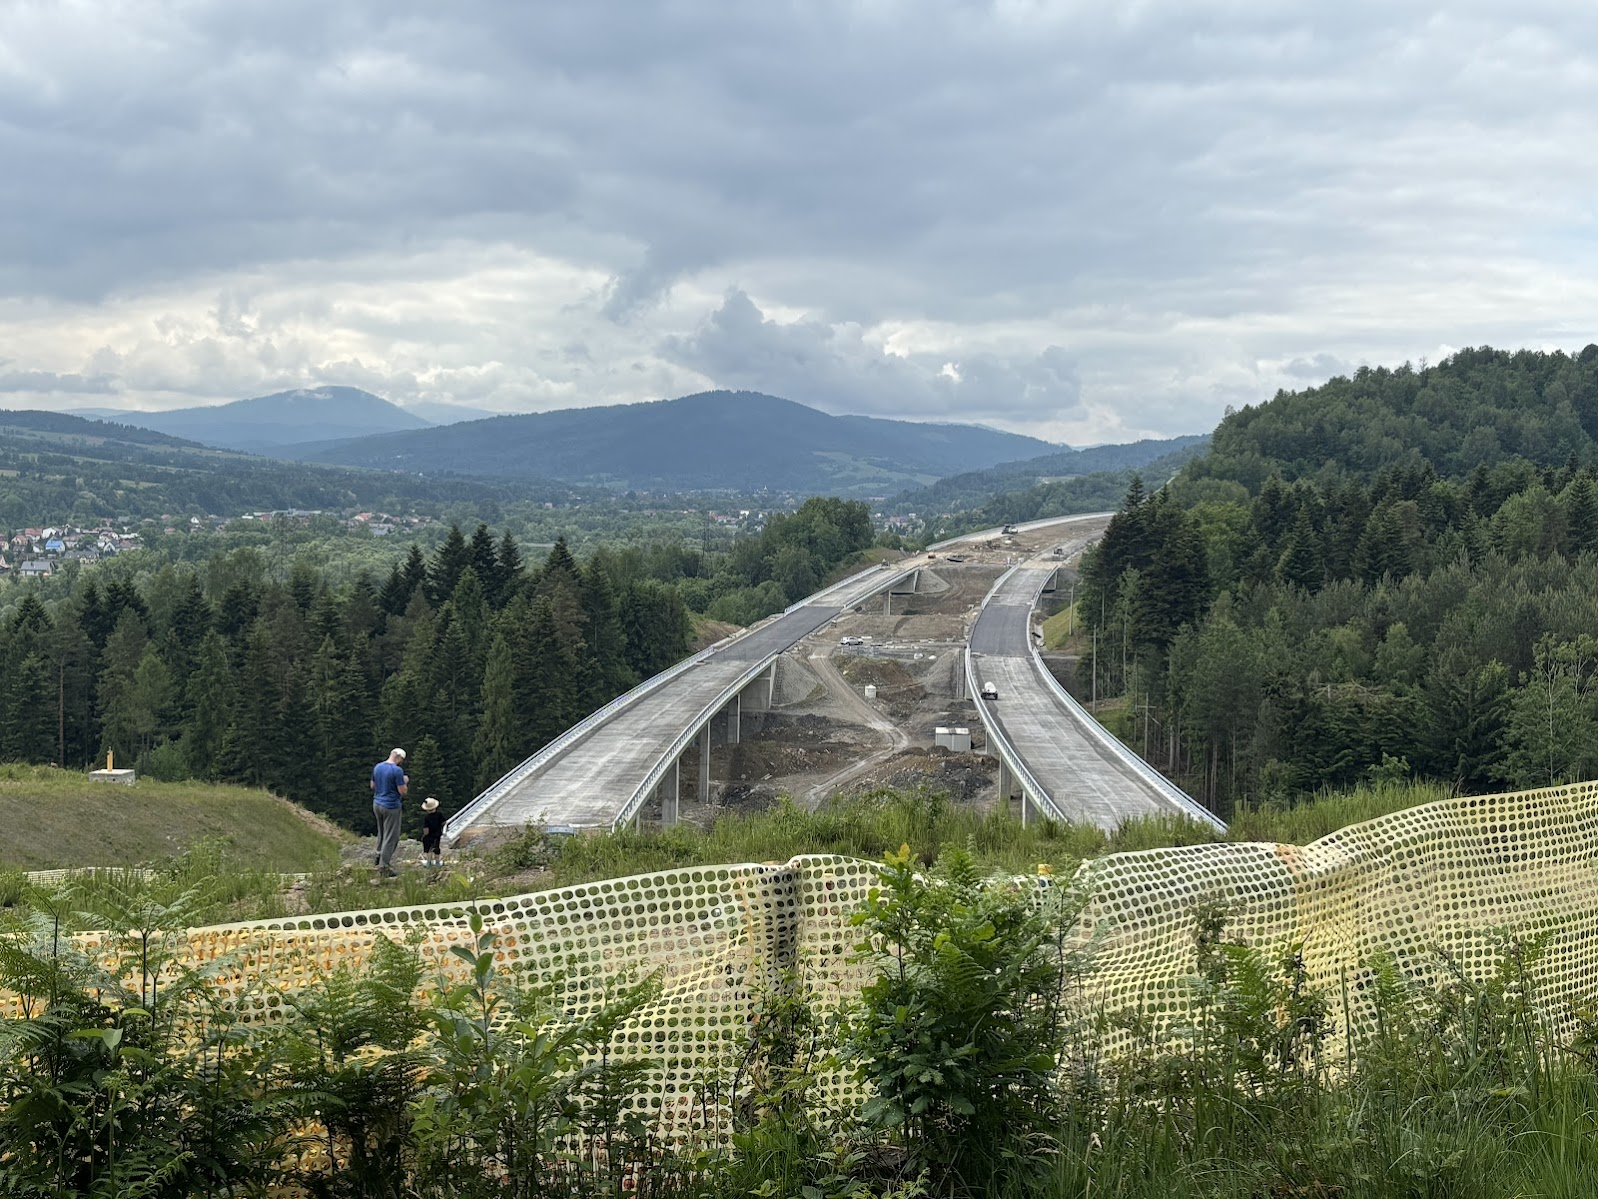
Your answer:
[446,560,934,839]
[967,525,1223,832]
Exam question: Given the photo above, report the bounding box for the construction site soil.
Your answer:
[662,561,1027,824]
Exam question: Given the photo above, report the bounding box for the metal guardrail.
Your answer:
[964,634,1067,826]
[444,629,747,842]
[1014,568,1226,831]
[965,556,1225,832]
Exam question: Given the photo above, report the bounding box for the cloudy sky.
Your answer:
[2,1,1594,443]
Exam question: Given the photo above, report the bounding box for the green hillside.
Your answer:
[0,409,558,526]
[0,766,346,871]
[294,390,1061,495]
[1191,344,1598,490]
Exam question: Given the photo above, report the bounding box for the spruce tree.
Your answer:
[475,632,519,790]
[579,562,637,708]
[493,530,525,606]
[3,653,56,763]
[469,523,499,590]
[427,525,472,605]
[1276,507,1325,591]
[1564,474,1598,557]
[185,631,235,778]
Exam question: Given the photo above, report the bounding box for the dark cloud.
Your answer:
[2,1,1596,437]
[661,290,1082,425]
[0,368,117,395]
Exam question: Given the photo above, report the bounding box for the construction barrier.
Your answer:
[8,782,1598,1137]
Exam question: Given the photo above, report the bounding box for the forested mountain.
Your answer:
[1078,345,1598,815]
[886,434,1209,516]
[1189,345,1598,490]
[94,387,432,450]
[289,390,1060,494]
[0,409,562,525]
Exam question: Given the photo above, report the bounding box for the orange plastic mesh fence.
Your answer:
[7,782,1598,1138]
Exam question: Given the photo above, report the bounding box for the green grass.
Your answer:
[0,764,347,873]
[493,780,1450,895]
[1040,601,1081,649]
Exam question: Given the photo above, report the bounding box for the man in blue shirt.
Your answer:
[371,748,408,877]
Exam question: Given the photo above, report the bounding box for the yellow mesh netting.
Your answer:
[8,782,1598,1138]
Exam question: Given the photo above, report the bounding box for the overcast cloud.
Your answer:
[2,0,1595,443]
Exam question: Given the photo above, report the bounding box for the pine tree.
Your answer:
[162,573,212,712]
[185,631,235,778]
[3,653,56,763]
[1276,507,1325,591]
[469,523,499,591]
[475,632,519,790]
[449,567,490,671]
[493,530,525,607]
[535,538,588,650]
[1564,474,1598,557]
[579,562,637,708]
[427,525,472,605]
[514,594,580,749]
[96,609,148,762]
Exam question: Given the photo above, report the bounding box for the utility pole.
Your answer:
[1067,582,1076,638]
[1091,627,1097,708]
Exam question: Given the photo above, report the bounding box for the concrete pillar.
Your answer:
[883,589,892,616]
[1019,792,1033,828]
[727,693,741,745]
[997,758,1011,800]
[742,663,776,713]
[698,724,711,803]
[663,755,681,826]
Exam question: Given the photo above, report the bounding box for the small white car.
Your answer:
[981,682,999,701]
[840,635,865,646]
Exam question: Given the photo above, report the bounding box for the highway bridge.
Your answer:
[967,519,1224,832]
[446,559,938,840]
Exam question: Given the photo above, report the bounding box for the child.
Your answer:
[420,797,444,868]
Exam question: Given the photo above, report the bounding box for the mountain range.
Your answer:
[71,387,432,450]
[284,390,1063,494]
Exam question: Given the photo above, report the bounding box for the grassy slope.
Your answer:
[0,766,347,872]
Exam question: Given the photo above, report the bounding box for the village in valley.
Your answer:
[0,524,143,580]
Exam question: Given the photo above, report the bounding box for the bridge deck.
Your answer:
[462,567,905,832]
[970,541,1205,829]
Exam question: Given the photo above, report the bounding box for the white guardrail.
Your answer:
[962,571,1067,826]
[446,559,921,842]
[1016,569,1225,831]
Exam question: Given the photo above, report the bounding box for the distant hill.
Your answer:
[286,391,1061,494]
[886,434,1211,516]
[0,408,535,525]
[87,387,432,451]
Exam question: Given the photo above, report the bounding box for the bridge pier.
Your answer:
[725,694,741,744]
[996,758,1032,827]
[698,724,711,804]
[742,663,776,713]
[660,757,681,826]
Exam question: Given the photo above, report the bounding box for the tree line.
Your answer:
[0,495,880,833]
[1078,346,1598,813]
[0,525,694,833]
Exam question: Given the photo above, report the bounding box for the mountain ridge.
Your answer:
[77,387,432,451]
[285,390,1063,495]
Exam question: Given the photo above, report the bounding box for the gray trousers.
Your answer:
[374,804,402,869]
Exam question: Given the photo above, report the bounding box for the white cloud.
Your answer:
[1,0,1596,441]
